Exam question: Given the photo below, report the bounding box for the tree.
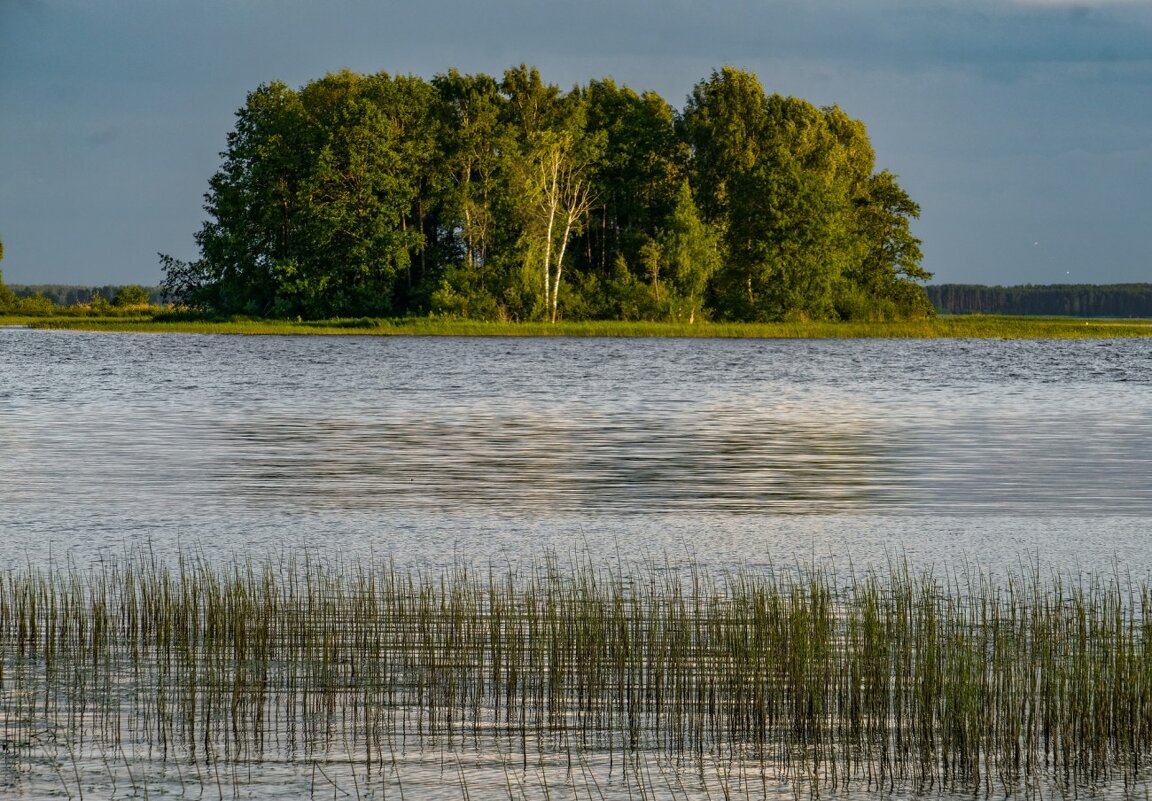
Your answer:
[679,67,768,225]
[0,276,12,314]
[658,182,722,322]
[852,171,932,309]
[190,79,313,314]
[172,72,431,318]
[434,70,505,274]
[161,64,928,322]
[520,131,599,322]
[0,240,13,312]
[723,95,858,321]
[359,72,446,308]
[582,80,684,283]
[499,67,604,322]
[681,68,924,322]
[683,71,850,321]
[113,285,151,307]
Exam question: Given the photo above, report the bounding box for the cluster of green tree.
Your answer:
[0,273,156,316]
[161,66,933,322]
[928,284,1152,318]
[4,284,158,307]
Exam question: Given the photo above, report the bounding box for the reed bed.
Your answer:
[1,552,1151,798]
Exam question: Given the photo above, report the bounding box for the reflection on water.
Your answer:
[211,404,889,513]
[0,329,1150,572]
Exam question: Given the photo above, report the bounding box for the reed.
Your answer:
[2,551,1151,798]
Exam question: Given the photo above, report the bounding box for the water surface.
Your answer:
[3,328,1152,800]
[1,329,1148,576]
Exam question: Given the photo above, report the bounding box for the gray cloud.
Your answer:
[1,0,1150,285]
[84,127,120,148]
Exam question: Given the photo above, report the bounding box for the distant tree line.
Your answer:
[5,284,160,306]
[0,270,158,315]
[161,65,933,322]
[928,284,1152,318]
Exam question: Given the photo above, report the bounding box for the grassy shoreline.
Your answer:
[5,312,1152,338]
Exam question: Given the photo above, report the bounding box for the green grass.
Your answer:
[7,311,1152,338]
[2,551,1151,798]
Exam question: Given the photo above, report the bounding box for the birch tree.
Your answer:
[526,133,598,322]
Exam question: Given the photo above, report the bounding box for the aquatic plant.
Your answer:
[1,551,1150,798]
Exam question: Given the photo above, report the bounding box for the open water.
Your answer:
[1,327,1151,799]
[1,328,1149,574]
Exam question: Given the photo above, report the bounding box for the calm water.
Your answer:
[2,328,1152,799]
[1,328,1150,575]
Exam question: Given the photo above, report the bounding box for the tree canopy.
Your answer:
[162,66,932,322]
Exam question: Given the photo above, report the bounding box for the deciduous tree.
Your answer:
[161,64,930,323]
[658,182,722,323]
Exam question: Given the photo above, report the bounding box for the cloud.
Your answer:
[85,127,119,148]
[1012,0,1152,5]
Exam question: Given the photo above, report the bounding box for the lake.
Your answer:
[2,329,1150,573]
[1,328,1150,799]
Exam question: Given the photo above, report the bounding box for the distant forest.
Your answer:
[928,284,1152,318]
[7,284,164,306]
[6,280,1151,320]
[159,65,933,323]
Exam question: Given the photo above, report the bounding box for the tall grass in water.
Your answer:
[1,552,1151,797]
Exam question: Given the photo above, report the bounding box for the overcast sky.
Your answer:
[1,0,1150,287]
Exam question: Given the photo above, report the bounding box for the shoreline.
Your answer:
[5,313,1152,338]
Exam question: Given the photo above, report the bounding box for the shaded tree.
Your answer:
[684,72,850,320]
[434,70,505,274]
[581,80,684,282]
[841,170,933,319]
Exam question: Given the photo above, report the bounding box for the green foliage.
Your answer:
[0,269,13,312]
[0,243,11,313]
[112,285,150,307]
[8,283,160,306]
[164,65,931,323]
[430,264,504,320]
[684,74,891,322]
[6,292,55,316]
[89,293,111,313]
[652,182,722,322]
[0,279,158,317]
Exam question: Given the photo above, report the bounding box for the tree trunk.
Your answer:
[552,214,575,324]
[541,156,559,317]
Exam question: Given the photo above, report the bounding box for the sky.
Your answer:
[1,0,1150,288]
